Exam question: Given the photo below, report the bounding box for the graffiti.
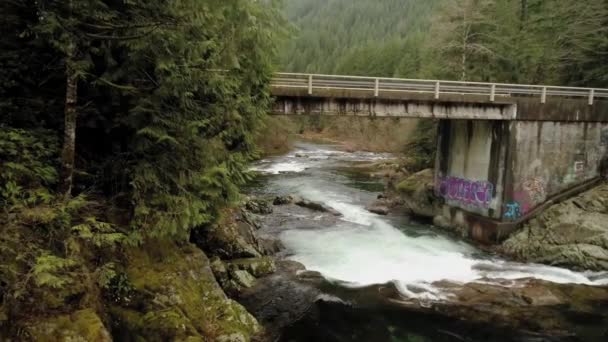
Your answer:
[437,177,494,209]
[574,161,585,176]
[512,192,532,215]
[564,160,586,184]
[521,177,546,205]
[504,202,522,221]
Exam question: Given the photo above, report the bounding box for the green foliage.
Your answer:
[281,0,441,76]
[72,217,127,248]
[402,120,437,172]
[32,253,76,289]
[2,0,285,240]
[282,0,608,87]
[0,128,59,209]
[96,263,133,304]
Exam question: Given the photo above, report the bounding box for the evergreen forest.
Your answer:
[1,0,608,340]
[282,0,608,86]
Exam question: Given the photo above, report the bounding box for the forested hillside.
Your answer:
[282,0,608,87]
[281,0,441,77]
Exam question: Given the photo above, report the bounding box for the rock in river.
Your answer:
[295,198,342,216]
[366,203,390,215]
[245,198,273,215]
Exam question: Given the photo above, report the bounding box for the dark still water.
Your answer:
[246,141,608,342]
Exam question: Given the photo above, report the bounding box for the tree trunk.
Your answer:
[60,54,78,199]
[520,0,528,30]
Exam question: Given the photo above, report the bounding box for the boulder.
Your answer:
[395,169,441,218]
[503,183,608,271]
[245,199,273,215]
[24,309,111,342]
[230,270,257,289]
[193,208,267,259]
[295,199,342,216]
[366,204,390,215]
[227,257,277,278]
[273,195,295,205]
[111,240,261,341]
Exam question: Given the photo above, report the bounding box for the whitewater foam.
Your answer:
[259,143,608,299]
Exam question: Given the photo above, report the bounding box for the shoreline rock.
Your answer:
[502,182,608,271]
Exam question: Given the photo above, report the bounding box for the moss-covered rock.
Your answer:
[503,183,608,271]
[394,169,441,218]
[244,199,273,215]
[227,257,276,278]
[110,240,261,341]
[192,208,266,259]
[24,309,111,342]
[230,270,256,289]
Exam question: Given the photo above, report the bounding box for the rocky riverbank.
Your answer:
[502,183,608,271]
[364,163,608,272]
[236,193,608,341]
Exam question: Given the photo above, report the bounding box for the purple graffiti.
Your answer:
[437,177,494,208]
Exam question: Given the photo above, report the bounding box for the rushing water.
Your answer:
[251,142,608,301]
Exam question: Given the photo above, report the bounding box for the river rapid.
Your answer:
[247,141,608,341]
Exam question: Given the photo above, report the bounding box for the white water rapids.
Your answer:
[252,142,608,299]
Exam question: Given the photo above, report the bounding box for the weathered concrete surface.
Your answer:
[271,87,608,122]
[434,119,608,238]
[503,121,608,222]
[502,182,608,271]
[272,95,515,120]
[434,120,507,219]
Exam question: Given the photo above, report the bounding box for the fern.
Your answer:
[72,217,127,248]
[32,254,76,289]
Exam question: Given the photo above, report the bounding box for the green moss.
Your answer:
[227,257,276,277]
[396,169,434,195]
[114,240,261,341]
[111,307,204,342]
[396,177,420,195]
[24,309,111,342]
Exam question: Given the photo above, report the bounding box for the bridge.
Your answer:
[270,73,608,243]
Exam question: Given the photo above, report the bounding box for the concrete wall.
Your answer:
[271,87,608,122]
[272,94,516,120]
[502,121,608,221]
[435,120,508,219]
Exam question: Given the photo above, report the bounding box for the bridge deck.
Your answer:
[270,73,608,122]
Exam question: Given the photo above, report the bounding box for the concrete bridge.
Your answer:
[270,73,608,243]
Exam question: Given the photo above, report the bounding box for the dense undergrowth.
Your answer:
[0,0,284,338]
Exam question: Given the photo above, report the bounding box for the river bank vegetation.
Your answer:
[2,0,608,340]
[1,0,284,339]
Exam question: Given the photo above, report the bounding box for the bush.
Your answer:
[401,120,437,172]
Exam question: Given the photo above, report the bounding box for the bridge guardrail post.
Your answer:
[589,89,595,105]
[490,84,496,102]
[374,78,379,97]
[308,74,313,95]
[541,87,547,104]
[434,82,440,99]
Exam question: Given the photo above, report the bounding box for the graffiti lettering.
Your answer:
[521,177,546,205]
[574,161,585,176]
[437,177,494,208]
[504,202,522,221]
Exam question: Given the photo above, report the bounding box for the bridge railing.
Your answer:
[271,72,608,105]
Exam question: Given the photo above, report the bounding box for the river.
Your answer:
[247,141,608,341]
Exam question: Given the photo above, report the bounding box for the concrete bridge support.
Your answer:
[434,120,608,242]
